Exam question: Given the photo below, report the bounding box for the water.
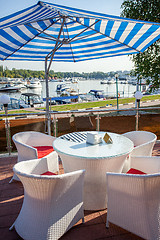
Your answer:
[0,79,137,100]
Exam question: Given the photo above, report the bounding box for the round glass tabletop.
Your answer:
[53,131,134,159]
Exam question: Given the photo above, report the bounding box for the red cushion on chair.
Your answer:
[33,146,54,159]
[127,168,146,175]
[41,171,57,176]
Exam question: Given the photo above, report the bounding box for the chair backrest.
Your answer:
[14,158,85,200]
[123,130,157,146]
[12,131,57,163]
[13,158,85,240]
[13,131,48,146]
[106,172,160,240]
[123,131,157,156]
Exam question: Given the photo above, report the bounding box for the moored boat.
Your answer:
[100,80,108,84]
[26,79,42,89]
[56,84,67,93]
[20,93,44,107]
[0,84,21,92]
[89,90,105,100]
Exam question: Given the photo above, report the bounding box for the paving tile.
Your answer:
[98,209,107,223]
[84,211,104,225]
[60,223,108,240]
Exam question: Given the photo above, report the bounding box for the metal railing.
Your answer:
[1,106,160,155]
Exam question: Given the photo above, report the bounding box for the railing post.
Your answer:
[135,100,140,131]
[53,115,58,137]
[4,107,12,155]
[135,92,143,131]
[115,74,119,110]
[96,114,100,131]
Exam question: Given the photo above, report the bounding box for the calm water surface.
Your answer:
[0,79,137,100]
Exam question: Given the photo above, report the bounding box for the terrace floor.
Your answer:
[0,142,160,240]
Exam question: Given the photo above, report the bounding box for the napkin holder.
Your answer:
[103,133,113,144]
[86,132,102,145]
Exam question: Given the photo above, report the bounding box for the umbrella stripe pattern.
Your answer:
[0,1,159,62]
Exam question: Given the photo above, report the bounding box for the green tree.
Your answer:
[121,0,160,89]
[0,65,3,75]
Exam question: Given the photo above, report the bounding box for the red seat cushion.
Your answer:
[41,171,57,176]
[33,146,54,159]
[127,168,146,175]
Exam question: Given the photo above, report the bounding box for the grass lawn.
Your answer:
[0,94,159,114]
[42,94,160,112]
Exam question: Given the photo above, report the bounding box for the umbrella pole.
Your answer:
[45,57,51,135]
[44,17,66,135]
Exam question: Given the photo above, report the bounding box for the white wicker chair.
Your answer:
[10,131,59,182]
[59,152,130,210]
[122,130,157,172]
[10,158,85,240]
[106,156,160,240]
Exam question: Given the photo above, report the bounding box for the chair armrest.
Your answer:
[14,158,48,175]
[130,156,160,174]
[14,141,38,161]
[131,141,156,156]
[106,172,147,199]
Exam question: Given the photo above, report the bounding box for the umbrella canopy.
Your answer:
[0,1,160,62]
[0,1,160,134]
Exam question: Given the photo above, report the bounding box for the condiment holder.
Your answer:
[86,132,102,145]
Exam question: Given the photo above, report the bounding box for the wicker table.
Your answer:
[53,131,134,210]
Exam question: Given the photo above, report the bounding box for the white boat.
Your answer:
[20,93,44,107]
[3,93,44,110]
[89,90,105,100]
[26,80,42,89]
[56,84,66,92]
[14,80,27,89]
[60,88,79,96]
[0,84,21,92]
[100,80,108,84]
[71,79,78,83]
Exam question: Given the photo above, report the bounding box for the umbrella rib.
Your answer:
[37,35,57,42]
[25,18,64,44]
[46,16,66,73]
[47,42,63,59]
[46,18,101,63]
[69,32,99,42]
[74,19,142,53]
[3,19,59,61]
[67,19,101,44]
[64,22,76,62]
[26,26,63,43]
[44,18,108,63]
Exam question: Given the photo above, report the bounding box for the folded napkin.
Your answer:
[103,133,113,144]
[86,132,102,145]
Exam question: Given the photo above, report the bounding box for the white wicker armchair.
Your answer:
[59,152,129,210]
[122,130,157,172]
[106,156,160,240]
[10,158,85,240]
[10,131,59,182]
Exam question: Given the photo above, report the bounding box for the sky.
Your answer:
[0,0,134,73]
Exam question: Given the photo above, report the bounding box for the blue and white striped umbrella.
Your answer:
[0,1,160,62]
